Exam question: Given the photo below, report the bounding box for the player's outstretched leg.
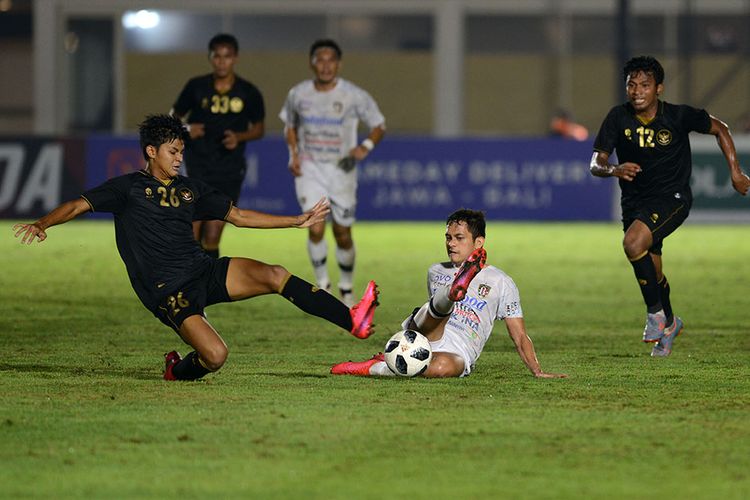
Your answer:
[449,247,487,301]
[331,352,387,376]
[350,280,379,339]
[651,316,684,357]
[279,275,379,339]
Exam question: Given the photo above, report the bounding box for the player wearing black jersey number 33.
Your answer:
[171,33,266,260]
[13,114,379,381]
[590,55,750,356]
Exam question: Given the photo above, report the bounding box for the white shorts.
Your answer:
[295,159,357,227]
[401,307,475,378]
[428,329,475,377]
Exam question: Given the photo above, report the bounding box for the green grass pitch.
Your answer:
[1,219,749,498]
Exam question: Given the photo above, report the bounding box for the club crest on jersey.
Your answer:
[624,129,632,140]
[145,187,153,199]
[656,129,672,146]
[333,101,343,114]
[477,283,491,298]
[230,97,244,113]
[178,188,194,203]
[650,212,659,223]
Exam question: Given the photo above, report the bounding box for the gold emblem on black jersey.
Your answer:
[333,101,343,114]
[656,129,672,146]
[650,213,659,223]
[145,187,153,199]
[178,188,194,203]
[478,284,491,298]
[230,97,244,113]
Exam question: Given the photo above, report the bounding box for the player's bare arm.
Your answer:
[505,317,567,379]
[223,121,265,150]
[13,197,91,244]
[226,197,329,229]
[709,116,750,196]
[284,125,302,176]
[349,124,386,161]
[589,151,641,181]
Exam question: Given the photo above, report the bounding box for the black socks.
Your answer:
[172,351,211,380]
[629,252,662,313]
[280,275,352,331]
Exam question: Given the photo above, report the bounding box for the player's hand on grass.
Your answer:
[614,162,641,181]
[731,170,750,195]
[295,198,330,228]
[535,371,568,379]
[13,223,46,244]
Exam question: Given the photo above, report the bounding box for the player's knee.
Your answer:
[332,226,352,247]
[622,236,645,259]
[308,225,325,242]
[200,344,228,372]
[266,264,290,290]
[425,355,463,378]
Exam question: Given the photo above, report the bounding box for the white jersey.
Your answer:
[426,262,523,373]
[279,78,385,165]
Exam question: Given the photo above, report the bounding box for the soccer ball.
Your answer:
[384,329,432,377]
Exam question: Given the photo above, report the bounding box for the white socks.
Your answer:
[430,286,455,316]
[369,361,396,376]
[308,239,356,297]
[335,244,355,293]
[413,286,454,330]
[307,239,329,289]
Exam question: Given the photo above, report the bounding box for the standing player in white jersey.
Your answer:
[331,209,566,379]
[280,39,386,306]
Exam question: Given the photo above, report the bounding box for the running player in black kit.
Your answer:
[171,33,265,259]
[13,115,379,381]
[591,56,750,356]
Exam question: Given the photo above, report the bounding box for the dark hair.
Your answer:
[138,114,187,161]
[209,33,239,54]
[309,39,342,60]
[446,209,486,239]
[623,56,664,85]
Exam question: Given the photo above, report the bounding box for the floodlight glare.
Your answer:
[122,10,160,30]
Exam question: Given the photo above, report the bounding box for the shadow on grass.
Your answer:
[254,371,328,379]
[0,363,157,380]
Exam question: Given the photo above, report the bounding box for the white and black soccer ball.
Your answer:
[384,329,432,377]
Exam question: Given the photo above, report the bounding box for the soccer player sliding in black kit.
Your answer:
[14,114,379,381]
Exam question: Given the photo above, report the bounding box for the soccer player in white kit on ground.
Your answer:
[331,209,567,378]
[280,39,386,307]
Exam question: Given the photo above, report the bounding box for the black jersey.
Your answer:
[173,74,265,177]
[593,101,711,208]
[81,170,233,310]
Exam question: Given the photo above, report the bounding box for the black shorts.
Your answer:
[154,257,232,333]
[622,196,691,255]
